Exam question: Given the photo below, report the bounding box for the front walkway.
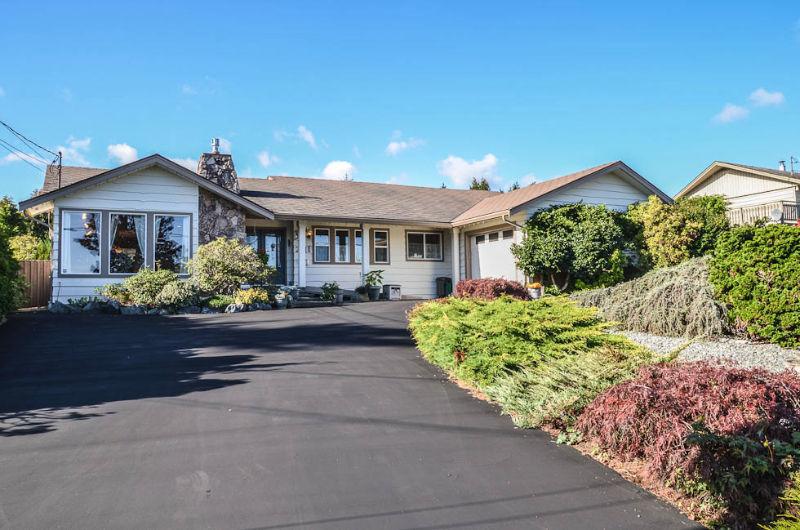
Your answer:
[0,303,699,529]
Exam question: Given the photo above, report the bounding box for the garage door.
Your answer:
[470,229,521,281]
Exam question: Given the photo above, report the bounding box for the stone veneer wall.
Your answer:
[198,188,247,244]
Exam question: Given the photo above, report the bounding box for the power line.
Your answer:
[0,137,50,166]
[0,119,58,158]
[0,141,46,173]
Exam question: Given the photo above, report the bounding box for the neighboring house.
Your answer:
[19,143,670,302]
[676,161,800,225]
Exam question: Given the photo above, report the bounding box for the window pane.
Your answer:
[61,211,101,274]
[155,215,190,273]
[374,230,388,246]
[475,234,485,244]
[354,230,363,263]
[245,227,259,253]
[407,233,424,259]
[373,230,389,263]
[488,232,499,242]
[335,229,350,263]
[375,247,388,263]
[314,229,330,262]
[110,214,146,274]
[425,233,442,260]
[502,230,514,240]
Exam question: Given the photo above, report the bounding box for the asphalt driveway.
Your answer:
[0,302,700,529]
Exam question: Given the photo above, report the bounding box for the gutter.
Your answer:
[501,213,524,230]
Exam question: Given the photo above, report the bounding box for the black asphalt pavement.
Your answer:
[0,302,701,529]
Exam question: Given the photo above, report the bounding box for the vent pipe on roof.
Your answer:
[211,138,220,154]
[779,160,786,172]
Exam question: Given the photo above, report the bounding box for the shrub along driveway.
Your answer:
[0,303,699,529]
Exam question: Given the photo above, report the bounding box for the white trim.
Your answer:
[372,229,389,264]
[334,228,351,263]
[406,231,443,261]
[108,211,148,275]
[314,227,331,263]
[153,214,191,274]
[60,209,102,275]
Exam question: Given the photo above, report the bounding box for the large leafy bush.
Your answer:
[9,234,51,261]
[709,224,800,346]
[408,297,652,428]
[154,280,200,309]
[572,257,728,338]
[577,362,800,527]
[628,195,729,267]
[188,237,269,295]
[511,203,638,291]
[121,268,177,307]
[0,228,23,318]
[454,278,530,300]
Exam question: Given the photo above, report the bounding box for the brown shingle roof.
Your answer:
[40,165,108,194]
[452,161,621,225]
[238,176,496,224]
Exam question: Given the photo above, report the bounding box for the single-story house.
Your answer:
[676,161,800,225]
[19,142,671,302]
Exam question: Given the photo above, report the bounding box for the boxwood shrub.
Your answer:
[454,278,530,300]
[709,224,800,346]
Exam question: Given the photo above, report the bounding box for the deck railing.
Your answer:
[726,201,799,225]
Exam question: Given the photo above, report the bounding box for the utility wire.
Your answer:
[0,141,47,173]
[0,119,58,158]
[0,137,50,166]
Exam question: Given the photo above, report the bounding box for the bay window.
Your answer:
[154,215,190,273]
[109,213,146,274]
[406,232,442,261]
[60,211,101,274]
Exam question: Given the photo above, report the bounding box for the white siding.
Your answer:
[301,221,452,298]
[51,167,200,302]
[521,170,649,216]
[726,187,797,209]
[691,169,795,198]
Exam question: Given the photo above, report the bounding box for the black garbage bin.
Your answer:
[436,276,453,298]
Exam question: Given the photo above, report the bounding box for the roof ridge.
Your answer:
[239,175,499,194]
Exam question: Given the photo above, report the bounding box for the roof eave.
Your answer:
[451,209,511,227]
[272,212,453,228]
[676,161,800,199]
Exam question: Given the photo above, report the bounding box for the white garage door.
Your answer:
[470,229,521,281]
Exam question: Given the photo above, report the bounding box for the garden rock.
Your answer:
[48,301,71,314]
[225,303,247,313]
[81,301,103,313]
[201,307,218,314]
[121,305,146,315]
[146,308,161,315]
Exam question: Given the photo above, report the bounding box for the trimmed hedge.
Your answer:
[578,362,800,527]
[709,224,800,346]
[408,296,652,428]
[454,278,530,300]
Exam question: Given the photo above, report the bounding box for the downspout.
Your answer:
[501,212,523,229]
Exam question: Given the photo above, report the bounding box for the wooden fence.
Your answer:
[19,260,51,308]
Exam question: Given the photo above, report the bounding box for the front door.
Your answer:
[246,228,287,284]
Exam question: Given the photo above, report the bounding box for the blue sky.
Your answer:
[1,1,798,202]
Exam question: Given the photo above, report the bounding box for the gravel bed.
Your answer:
[618,330,800,373]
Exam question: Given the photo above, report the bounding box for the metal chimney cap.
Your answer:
[211,138,220,154]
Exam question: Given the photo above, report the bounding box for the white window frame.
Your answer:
[372,229,390,264]
[60,209,102,275]
[406,231,443,261]
[108,212,148,276]
[334,229,350,263]
[154,214,191,275]
[354,229,363,264]
[314,228,331,263]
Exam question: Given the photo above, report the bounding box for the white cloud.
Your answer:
[386,173,408,185]
[257,150,280,168]
[107,143,138,165]
[749,87,785,107]
[170,157,197,171]
[437,153,499,187]
[713,103,749,124]
[181,84,198,95]
[57,136,91,165]
[322,160,355,180]
[520,173,537,187]
[297,125,317,150]
[274,125,318,150]
[0,151,46,167]
[218,138,232,153]
[385,132,425,156]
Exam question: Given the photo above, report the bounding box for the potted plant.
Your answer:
[321,282,343,305]
[355,285,369,302]
[364,270,384,301]
[527,281,543,299]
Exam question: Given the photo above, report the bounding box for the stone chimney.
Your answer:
[197,138,240,193]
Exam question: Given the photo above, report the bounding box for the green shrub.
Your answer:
[0,230,23,318]
[98,282,130,304]
[155,280,199,309]
[572,257,728,338]
[122,268,177,307]
[206,294,234,310]
[188,237,270,295]
[628,195,730,268]
[512,203,639,291]
[408,296,653,428]
[763,474,800,530]
[9,234,51,261]
[709,224,800,346]
[233,287,272,305]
